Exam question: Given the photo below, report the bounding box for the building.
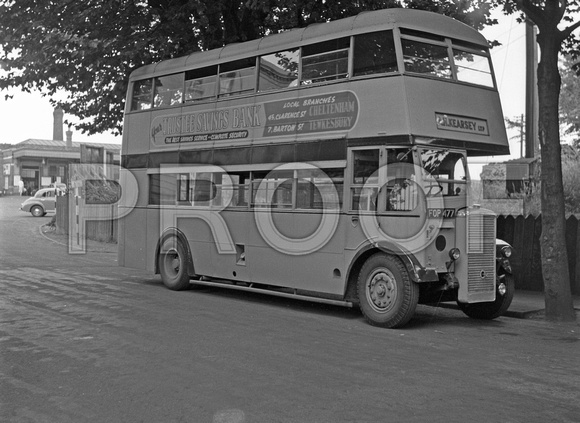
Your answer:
[1,108,121,195]
[480,157,540,215]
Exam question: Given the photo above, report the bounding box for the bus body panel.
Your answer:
[118,206,149,271]
[124,74,507,164]
[122,113,151,157]
[403,77,508,155]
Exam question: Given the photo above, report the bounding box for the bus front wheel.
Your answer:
[158,237,191,291]
[457,273,515,320]
[357,253,419,328]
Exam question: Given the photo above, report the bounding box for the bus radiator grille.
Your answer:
[467,214,496,293]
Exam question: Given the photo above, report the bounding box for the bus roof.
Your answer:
[130,8,488,81]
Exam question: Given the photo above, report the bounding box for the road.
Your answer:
[1,194,579,423]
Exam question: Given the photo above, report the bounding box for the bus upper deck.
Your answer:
[122,7,509,171]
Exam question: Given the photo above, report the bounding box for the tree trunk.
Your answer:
[536,29,577,322]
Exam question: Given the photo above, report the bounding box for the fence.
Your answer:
[496,215,580,295]
[55,196,118,243]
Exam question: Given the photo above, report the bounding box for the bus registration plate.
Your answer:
[427,208,456,219]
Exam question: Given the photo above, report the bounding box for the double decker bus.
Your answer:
[119,8,515,328]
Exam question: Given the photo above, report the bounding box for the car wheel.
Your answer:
[31,206,44,217]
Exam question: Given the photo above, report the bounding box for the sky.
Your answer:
[0,11,528,176]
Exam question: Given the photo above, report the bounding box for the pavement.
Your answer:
[438,289,580,319]
[501,289,580,319]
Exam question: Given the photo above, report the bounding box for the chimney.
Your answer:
[53,106,64,141]
[66,126,73,148]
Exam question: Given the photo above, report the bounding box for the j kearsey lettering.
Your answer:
[435,112,489,136]
[439,116,477,131]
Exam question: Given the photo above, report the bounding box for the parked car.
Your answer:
[20,187,60,217]
[50,182,68,193]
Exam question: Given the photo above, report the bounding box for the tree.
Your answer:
[497,0,579,322]
[0,0,495,136]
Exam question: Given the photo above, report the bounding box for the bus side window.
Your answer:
[258,49,299,92]
[385,148,418,212]
[218,58,256,97]
[453,48,494,88]
[149,173,178,205]
[214,172,249,208]
[301,37,350,84]
[353,30,398,76]
[252,170,293,209]
[185,66,217,102]
[351,149,379,211]
[154,73,184,107]
[296,168,343,210]
[192,172,214,206]
[131,78,153,111]
[178,174,189,203]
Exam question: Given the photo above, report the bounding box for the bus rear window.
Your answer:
[353,30,397,76]
[131,79,153,111]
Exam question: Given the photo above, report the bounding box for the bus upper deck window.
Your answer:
[131,79,153,111]
[353,31,398,76]
[185,66,217,102]
[453,49,494,88]
[153,73,184,107]
[218,58,256,97]
[402,39,451,79]
[258,49,299,91]
[301,37,349,84]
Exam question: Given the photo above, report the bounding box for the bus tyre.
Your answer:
[357,253,419,328]
[457,274,515,320]
[158,237,191,291]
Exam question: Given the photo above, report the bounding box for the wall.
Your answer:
[56,196,118,243]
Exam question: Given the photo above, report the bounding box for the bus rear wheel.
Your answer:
[158,237,191,291]
[357,253,419,328]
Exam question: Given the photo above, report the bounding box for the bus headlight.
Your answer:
[449,248,461,261]
[501,245,512,258]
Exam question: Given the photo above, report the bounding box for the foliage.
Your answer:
[85,179,121,204]
[524,149,580,217]
[0,0,496,136]
[559,56,580,138]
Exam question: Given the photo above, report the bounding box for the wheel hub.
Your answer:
[171,257,180,272]
[368,271,396,311]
